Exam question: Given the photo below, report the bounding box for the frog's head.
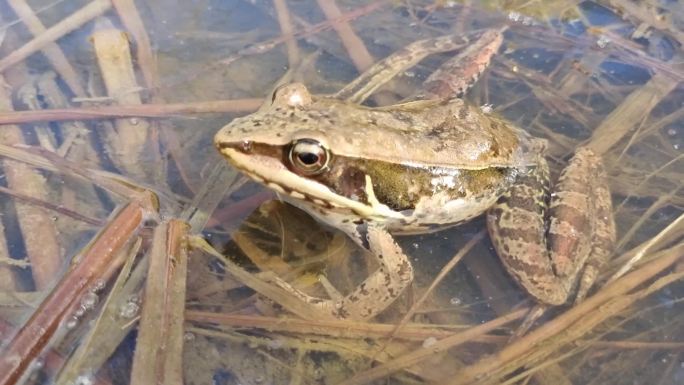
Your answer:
[214,83,406,222]
[215,83,531,226]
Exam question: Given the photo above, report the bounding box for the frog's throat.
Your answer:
[219,148,404,221]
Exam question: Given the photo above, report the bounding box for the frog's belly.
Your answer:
[386,192,501,234]
[284,191,500,235]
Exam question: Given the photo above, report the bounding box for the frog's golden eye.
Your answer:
[288,139,330,175]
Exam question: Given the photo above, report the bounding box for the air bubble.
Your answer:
[74,307,86,318]
[422,337,437,348]
[508,12,522,22]
[65,317,79,330]
[73,374,94,385]
[119,301,140,319]
[91,279,106,292]
[80,292,99,310]
[31,359,44,370]
[596,36,611,49]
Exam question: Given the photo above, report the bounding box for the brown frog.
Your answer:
[214,31,616,320]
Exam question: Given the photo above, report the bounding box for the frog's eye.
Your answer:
[288,139,330,175]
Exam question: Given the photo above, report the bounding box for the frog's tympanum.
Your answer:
[215,42,615,321]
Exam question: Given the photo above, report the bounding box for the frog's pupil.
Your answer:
[298,152,319,165]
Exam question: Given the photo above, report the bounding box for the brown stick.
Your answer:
[0,0,112,72]
[0,79,61,289]
[0,197,152,385]
[448,244,684,385]
[111,0,158,90]
[587,72,678,155]
[91,26,150,179]
[315,0,374,72]
[339,309,527,385]
[0,185,102,226]
[131,220,188,385]
[6,0,87,96]
[273,0,300,68]
[0,98,262,125]
[186,311,505,343]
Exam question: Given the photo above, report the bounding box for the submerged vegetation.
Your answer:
[0,0,681,384]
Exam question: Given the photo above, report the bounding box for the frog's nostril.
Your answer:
[239,140,253,152]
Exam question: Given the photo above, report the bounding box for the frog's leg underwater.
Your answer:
[487,147,616,306]
[265,224,414,320]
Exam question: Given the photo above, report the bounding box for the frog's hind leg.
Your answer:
[486,156,572,305]
[564,149,616,302]
[487,147,616,306]
[332,225,414,319]
[265,224,413,320]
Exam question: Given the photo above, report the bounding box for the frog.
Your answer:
[214,34,616,321]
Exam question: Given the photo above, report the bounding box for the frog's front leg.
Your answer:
[486,147,616,305]
[268,224,413,320]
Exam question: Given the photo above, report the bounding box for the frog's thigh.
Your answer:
[560,149,616,301]
[487,160,571,305]
[548,150,597,280]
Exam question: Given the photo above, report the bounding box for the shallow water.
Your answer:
[0,1,682,384]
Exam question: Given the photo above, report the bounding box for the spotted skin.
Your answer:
[487,148,616,305]
[215,30,616,319]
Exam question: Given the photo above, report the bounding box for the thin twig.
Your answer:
[0,197,154,385]
[111,0,159,91]
[6,0,86,96]
[0,98,262,125]
[0,0,112,72]
[315,0,375,72]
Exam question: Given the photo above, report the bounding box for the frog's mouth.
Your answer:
[215,141,404,221]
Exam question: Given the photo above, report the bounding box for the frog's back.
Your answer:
[219,85,532,170]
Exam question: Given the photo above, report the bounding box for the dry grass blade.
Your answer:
[315,0,375,72]
[130,220,188,385]
[0,226,14,291]
[335,33,471,103]
[0,0,112,72]
[6,0,86,96]
[0,98,262,125]
[0,144,164,202]
[0,185,102,226]
[185,312,499,342]
[496,268,684,385]
[587,72,678,155]
[609,213,684,282]
[92,24,150,179]
[0,196,154,385]
[191,236,330,320]
[338,308,527,385]
[111,0,158,90]
[55,238,142,385]
[273,0,300,68]
[371,231,486,360]
[448,243,684,385]
[0,78,61,289]
[180,161,240,232]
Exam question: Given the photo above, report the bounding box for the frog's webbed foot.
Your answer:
[266,225,413,320]
[487,147,616,306]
